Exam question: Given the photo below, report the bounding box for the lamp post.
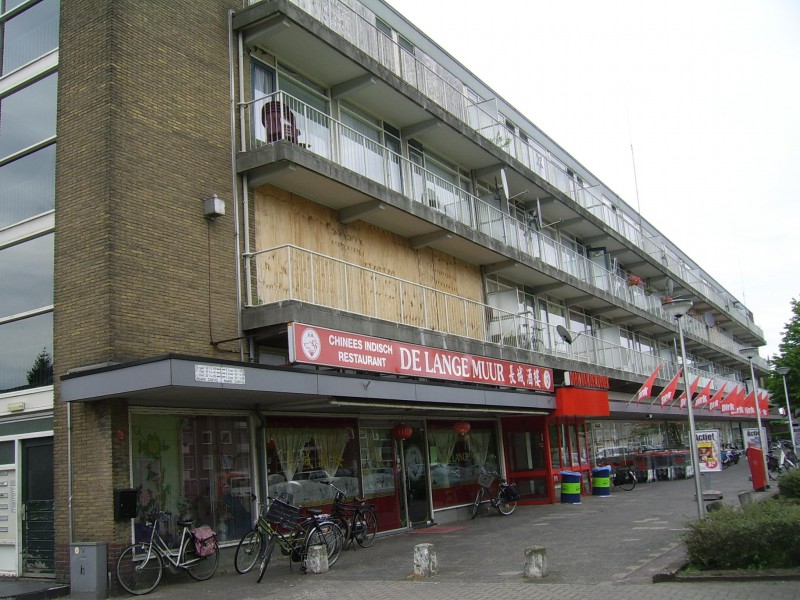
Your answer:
[662,298,705,520]
[740,346,770,487]
[775,366,796,452]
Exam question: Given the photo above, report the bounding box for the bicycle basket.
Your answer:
[477,472,495,488]
[265,498,302,529]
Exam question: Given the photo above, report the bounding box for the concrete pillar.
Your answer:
[738,490,753,508]
[414,543,438,577]
[524,546,548,578]
[305,544,329,574]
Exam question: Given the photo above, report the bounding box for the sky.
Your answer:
[385,0,800,360]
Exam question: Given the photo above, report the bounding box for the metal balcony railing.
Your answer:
[274,0,763,341]
[240,91,755,361]
[245,244,748,398]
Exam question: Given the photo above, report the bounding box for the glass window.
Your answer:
[0,440,14,464]
[130,413,253,544]
[428,421,498,509]
[2,0,59,75]
[0,312,52,393]
[0,73,57,159]
[0,145,56,227]
[266,422,359,506]
[0,233,53,319]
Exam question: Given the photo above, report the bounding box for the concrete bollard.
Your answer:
[523,546,548,579]
[305,544,329,574]
[414,543,438,577]
[738,490,753,508]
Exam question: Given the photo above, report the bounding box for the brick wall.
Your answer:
[53,0,241,584]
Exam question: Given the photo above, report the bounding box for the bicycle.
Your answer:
[612,466,637,491]
[116,511,219,596]
[323,480,377,549]
[234,496,344,582]
[469,469,518,518]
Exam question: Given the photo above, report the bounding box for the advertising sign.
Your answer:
[744,427,767,450]
[696,429,721,473]
[288,323,553,392]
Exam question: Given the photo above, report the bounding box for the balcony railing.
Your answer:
[241,91,753,360]
[245,244,747,396]
[278,0,762,340]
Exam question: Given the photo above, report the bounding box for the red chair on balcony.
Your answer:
[261,100,300,144]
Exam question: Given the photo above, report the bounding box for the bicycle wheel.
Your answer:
[354,509,377,548]
[618,471,636,491]
[256,533,277,583]
[470,487,484,519]
[495,492,517,516]
[184,535,219,581]
[116,543,163,596]
[330,515,352,549]
[234,528,265,574]
[305,521,344,567]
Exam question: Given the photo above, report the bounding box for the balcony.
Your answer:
[236,0,764,345]
[238,91,756,364]
[243,244,747,397]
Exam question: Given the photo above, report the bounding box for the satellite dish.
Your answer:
[704,312,716,328]
[556,324,574,345]
[500,168,511,201]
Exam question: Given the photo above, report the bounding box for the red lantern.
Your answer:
[392,423,413,441]
[453,421,471,435]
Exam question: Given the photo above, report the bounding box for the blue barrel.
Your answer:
[592,465,612,496]
[560,471,582,504]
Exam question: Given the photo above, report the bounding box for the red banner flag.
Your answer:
[676,375,701,407]
[738,388,754,416]
[659,369,682,408]
[693,379,714,408]
[707,384,727,411]
[720,385,739,413]
[758,391,770,417]
[632,364,662,404]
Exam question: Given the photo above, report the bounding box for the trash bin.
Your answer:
[560,471,582,504]
[70,542,107,600]
[591,465,612,496]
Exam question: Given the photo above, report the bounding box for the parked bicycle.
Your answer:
[470,468,519,518]
[234,494,344,582]
[323,480,377,549]
[612,466,637,491]
[767,443,799,480]
[116,511,219,596]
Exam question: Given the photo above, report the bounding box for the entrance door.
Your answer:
[401,424,430,526]
[21,438,54,576]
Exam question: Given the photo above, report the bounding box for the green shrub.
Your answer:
[778,470,800,498]
[682,499,800,570]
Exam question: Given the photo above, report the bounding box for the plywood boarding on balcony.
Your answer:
[253,186,484,338]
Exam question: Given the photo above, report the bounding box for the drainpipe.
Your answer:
[67,400,73,545]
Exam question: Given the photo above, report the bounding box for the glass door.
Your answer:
[400,423,430,526]
[21,438,54,577]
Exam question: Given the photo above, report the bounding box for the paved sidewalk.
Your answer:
[3,462,798,599]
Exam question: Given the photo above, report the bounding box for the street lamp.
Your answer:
[775,366,796,452]
[662,298,705,520]
[740,346,770,487]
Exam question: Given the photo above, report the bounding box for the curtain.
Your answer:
[272,429,312,482]
[428,429,458,465]
[312,428,351,478]
[469,431,492,468]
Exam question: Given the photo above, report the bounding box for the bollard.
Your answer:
[413,543,438,577]
[523,546,548,578]
[738,490,753,508]
[305,544,329,574]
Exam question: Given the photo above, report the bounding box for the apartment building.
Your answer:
[0,0,772,584]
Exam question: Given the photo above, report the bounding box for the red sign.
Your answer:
[288,323,553,392]
[563,372,610,389]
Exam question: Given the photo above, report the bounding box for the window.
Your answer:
[1,0,59,75]
[0,233,53,319]
[0,311,52,393]
[130,414,254,544]
[0,73,57,159]
[0,145,55,228]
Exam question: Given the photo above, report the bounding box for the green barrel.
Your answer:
[592,465,612,496]
[560,471,582,504]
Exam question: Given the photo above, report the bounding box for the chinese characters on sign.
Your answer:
[288,323,553,392]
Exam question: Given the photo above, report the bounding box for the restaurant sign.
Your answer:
[288,323,553,392]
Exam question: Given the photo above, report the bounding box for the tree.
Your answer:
[767,297,800,422]
[26,348,54,388]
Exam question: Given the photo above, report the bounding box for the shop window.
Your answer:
[265,424,358,507]
[359,425,395,499]
[428,421,498,509]
[130,414,253,545]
